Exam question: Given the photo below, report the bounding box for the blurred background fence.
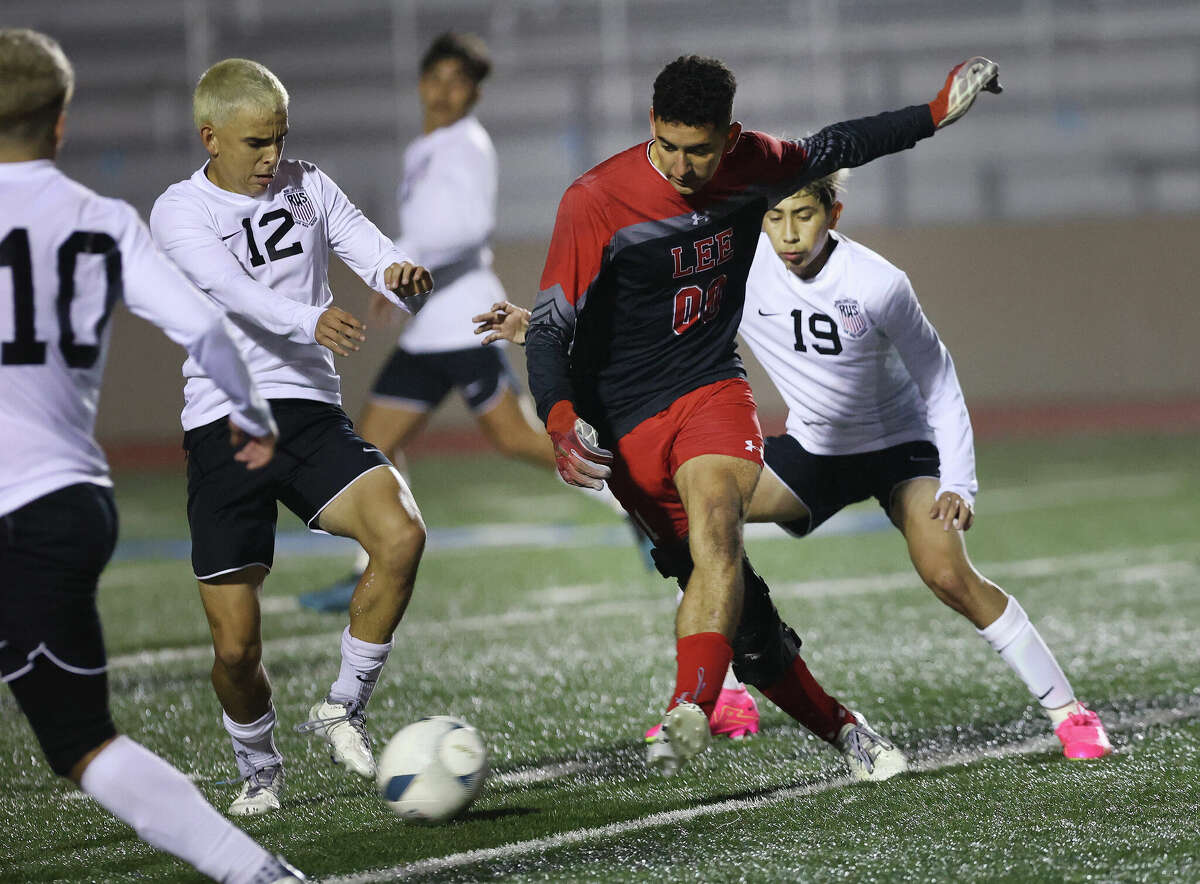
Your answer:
[5,0,1199,444]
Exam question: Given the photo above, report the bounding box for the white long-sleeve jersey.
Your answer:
[740,230,978,505]
[150,159,413,430]
[0,160,274,518]
[394,116,506,353]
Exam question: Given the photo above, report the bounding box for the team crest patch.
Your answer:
[834,298,870,338]
[283,187,318,227]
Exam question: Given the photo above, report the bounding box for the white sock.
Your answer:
[328,626,392,709]
[80,735,273,884]
[222,707,282,778]
[977,597,1076,717]
[353,546,369,575]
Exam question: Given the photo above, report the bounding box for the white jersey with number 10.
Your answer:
[0,160,272,518]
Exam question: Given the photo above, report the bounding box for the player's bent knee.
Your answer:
[7,658,117,778]
[211,636,263,674]
[922,568,969,605]
[361,513,426,574]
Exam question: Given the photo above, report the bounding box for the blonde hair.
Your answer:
[796,169,848,211]
[0,29,74,146]
[192,58,288,130]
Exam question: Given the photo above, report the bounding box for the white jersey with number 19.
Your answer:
[740,230,978,505]
[0,160,273,518]
[150,159,413,431]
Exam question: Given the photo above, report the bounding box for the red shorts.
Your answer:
[607,378,763,545]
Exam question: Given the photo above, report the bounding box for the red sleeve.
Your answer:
[538,181,609,306]
[527,181,612,424]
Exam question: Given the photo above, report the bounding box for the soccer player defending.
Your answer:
[0,30,302,881]
[525,54,1002,775]
[149,59,432,815]
[732,172,1110,760]
[304,32,570,610]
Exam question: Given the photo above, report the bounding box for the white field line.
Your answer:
[109,541,1200,671]
[322,702,1200,884]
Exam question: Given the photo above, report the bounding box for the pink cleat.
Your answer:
[1054,704,1113,760]
[644,686,760,742]
[709,686,760,740]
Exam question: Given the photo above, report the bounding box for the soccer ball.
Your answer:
[376,716,488,822]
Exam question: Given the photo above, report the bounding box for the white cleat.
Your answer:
[228,764,284,816]
[645,701,711,777]
[298,698,376,778]
[835,710,908,782]
[247,853,306,883]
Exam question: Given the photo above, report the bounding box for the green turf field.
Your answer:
[3,432,1199,882]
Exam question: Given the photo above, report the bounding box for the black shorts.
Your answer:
[1,483,118,774]
[183,399,391,580]
[763,435,941,537]
[369,345,517,414]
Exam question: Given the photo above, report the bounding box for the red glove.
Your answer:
[929,56,1002,129]
[546,401,613,490]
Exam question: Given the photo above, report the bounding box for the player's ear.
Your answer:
[200,124,219,158]
[723,121,742,154]
[52,110,67,154]
[648,107,656,133]
[828,200,844,229]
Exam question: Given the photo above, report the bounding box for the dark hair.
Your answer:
[652,55,736,129]
[420,32,491,84]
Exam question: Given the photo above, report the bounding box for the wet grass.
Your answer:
[1,433,1198,882]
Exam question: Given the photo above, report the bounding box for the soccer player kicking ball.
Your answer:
[476,171,1114,775]
[149,59,432,816]
[525,53,1002,776]
[0,30,302,882]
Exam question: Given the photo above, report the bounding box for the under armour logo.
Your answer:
[690,211,709,226]
[744,439,761,454]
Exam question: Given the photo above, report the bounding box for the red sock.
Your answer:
[760,655,853,742]
[669,632,732,718]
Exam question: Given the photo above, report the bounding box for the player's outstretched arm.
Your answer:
[769,57,1001,205]
[473,301,531,346]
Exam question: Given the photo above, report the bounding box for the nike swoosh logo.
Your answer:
[757,309,782,317]
[1037,687,1054,700]
[355,673,376,684]
[220,231,241,241]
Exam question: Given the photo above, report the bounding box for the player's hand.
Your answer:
[928,56,1002,129]
[315,306,366,356]
[229,421,276,470]
[547,402,613,490]
[385,261,434,312]
[473,301,531,346]
[930,491,974,532]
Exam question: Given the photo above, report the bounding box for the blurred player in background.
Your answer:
[0,30,302,882]
[475,169,1113,772]
[302,32,625,612]
[150,59,432,816]
[522,52,1004,777]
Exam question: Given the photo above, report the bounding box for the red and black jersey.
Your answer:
[527,104,935,441]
